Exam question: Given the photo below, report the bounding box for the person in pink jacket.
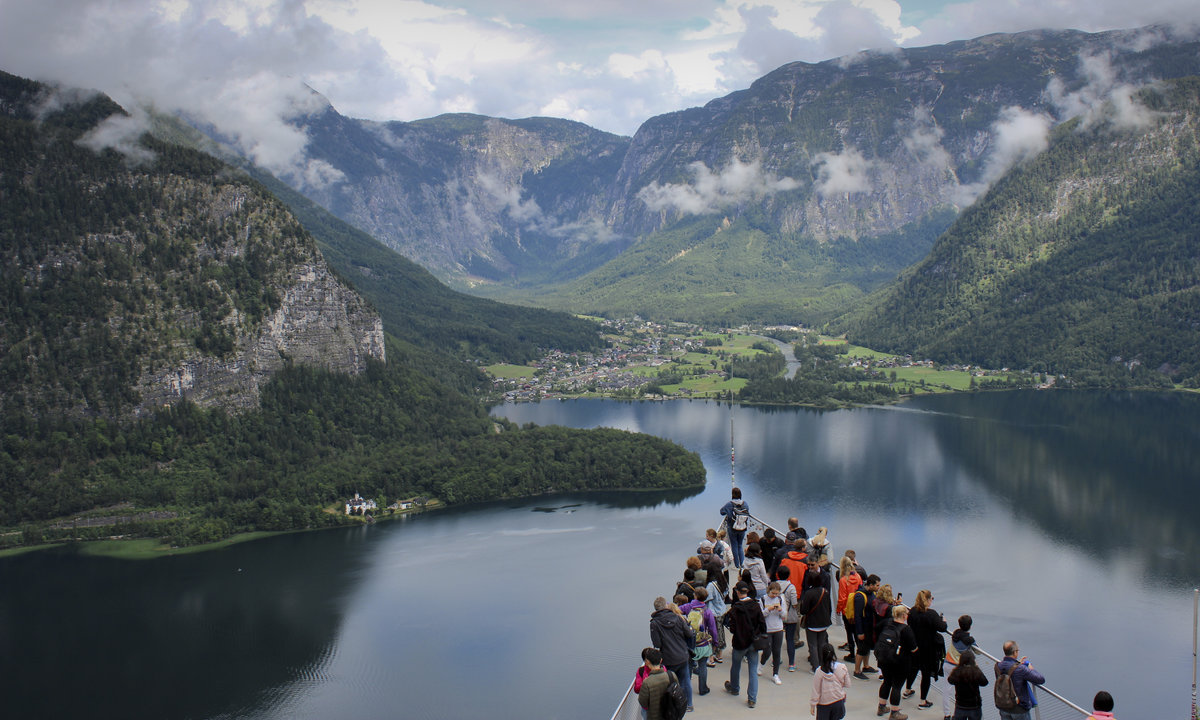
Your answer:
[1087,690,1116,719]
[810,643,851,719]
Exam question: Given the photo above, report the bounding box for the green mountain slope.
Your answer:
[837,78,1200,385]
[0,72,704,547]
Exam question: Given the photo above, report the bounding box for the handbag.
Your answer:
[753,632,770,651]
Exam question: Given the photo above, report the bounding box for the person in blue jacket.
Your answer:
[719,487,750,569]
[994,641,1046,720]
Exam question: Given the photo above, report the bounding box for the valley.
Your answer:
[485,319,1039,405]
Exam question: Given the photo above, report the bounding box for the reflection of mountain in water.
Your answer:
[911,391,1200,581]
[0,529,371,719]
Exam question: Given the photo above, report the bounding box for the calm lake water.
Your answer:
[2,391,1198,719]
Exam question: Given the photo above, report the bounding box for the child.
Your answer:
[1088,690,1116,719]
[759,581,787,685]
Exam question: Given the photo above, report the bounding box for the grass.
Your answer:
[484,363,535,379]
[890,366,975,390]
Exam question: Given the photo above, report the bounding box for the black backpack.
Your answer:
[874,622,901,665]
[994,661,1021,710]
[660,671,688,720]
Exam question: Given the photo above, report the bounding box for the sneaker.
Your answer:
[843,654,855,661]
[903,689,916,699]
[772,674,781,685]
[724,681,738,696]
[755,665,762,676]
[853,671,869,680]
[918,701,933,709]
[889,712,908,720]
[838,643,850,650]
[787,665,796,672]
[748,699,756,708]
[863,666,879,674]
[687,706,694,712]
[877,703,888,716]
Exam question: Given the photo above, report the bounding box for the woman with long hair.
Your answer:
[810,643,851,720]
[946,649,989,720]
[904,589,948,709]
[836,556,862,661]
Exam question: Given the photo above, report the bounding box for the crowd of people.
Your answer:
[633,488,1117,720]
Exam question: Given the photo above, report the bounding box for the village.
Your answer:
[485,318,1043,402]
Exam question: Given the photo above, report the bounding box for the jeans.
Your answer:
[953,708,983,720]
[729,645,760,702]
[728,529,746,567]
[784,622,798,666]
[667,661,692,708]
[998,709,1030,720]
[805,627,829,671]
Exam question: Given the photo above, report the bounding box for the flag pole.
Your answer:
[1192,587,1197,720]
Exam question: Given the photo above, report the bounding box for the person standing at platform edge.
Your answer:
[720,488,750,569]
[649,596,694,712]
[724,582,766,709]
[994,641,1046,720]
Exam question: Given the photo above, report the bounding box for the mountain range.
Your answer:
[267,25,1200,328]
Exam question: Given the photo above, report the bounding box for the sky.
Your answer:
[1,0,1196,182]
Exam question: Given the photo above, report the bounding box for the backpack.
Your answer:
[845,590,865,621]
[994,661,1021,710]
[686,608,712,649]
[874,622,901,665]
[660,671,688,720]
[732,505,748,531]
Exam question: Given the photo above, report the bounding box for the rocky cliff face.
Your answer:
[280,25,1200,296]
[137,260,384,414]
[0,76,385,418]
[298,112,629,284]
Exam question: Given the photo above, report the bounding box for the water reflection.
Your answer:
[0,529,371,719]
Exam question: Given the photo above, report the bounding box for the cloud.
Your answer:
[954,106,1052,205]
[1046,52,1157,130]
[812,147,873,197]
[477,173,544,225]
[637,157,800,215]
[901,107,952,169]
[75,109,156,165]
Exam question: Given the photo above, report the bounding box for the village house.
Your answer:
[345,493,377,516]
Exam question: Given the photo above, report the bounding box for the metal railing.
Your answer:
[608,512,1093,720]
[609,679,641,720]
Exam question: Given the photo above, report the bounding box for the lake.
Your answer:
[2,391,1197,719]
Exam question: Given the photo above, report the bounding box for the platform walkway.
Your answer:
[610,510,1093,720]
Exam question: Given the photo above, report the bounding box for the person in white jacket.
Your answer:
[810,643,851,719]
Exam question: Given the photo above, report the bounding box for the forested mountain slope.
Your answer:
[0,72,704,548]
[836,77,1200,385]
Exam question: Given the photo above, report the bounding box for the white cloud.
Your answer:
[813,147,873,196]
[477,173,544,225]
[76,109,156,165]
[637,158,800,215]
[955,106,1052,205]
[901,107,952,170]
[1046,52,1158,130]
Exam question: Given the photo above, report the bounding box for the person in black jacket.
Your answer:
[905,589,948,709]
[797,569,834,672]
[723,582,766,708]
[876,604,918,720]
[649,596,694,711]
[946,649,988,720]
